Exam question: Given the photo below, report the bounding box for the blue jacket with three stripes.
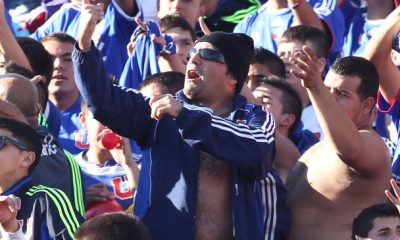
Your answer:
[73,43,276,240]
[2,176,84,240]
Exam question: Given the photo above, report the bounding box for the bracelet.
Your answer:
[288,0,305,10]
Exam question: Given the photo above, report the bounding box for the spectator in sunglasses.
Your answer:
[0,117,83,239]
[75,9,276,239]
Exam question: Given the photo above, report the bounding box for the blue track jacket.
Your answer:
[72,44,276,240]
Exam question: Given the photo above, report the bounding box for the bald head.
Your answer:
[0,100,28,124]
[0,73,39,127]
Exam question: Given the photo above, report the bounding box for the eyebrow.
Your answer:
[377,227,390,233]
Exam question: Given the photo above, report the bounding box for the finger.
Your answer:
[303,45,317,61]
[289,56,308,71]
[151,34,167,46]
[149,94,168,106]
[82,0,92,5]
[154,105,172,120]
[289,68,306,80]
[385,190,400,206]
[127,42,135,56]
[6,196,17,212]
[391,179,400,199]
[198,17,211,35]
[96,2,104,11]
[15,196,21,210]
[30,75,46,85]
[90,183,108,190]
[135,17,147,31]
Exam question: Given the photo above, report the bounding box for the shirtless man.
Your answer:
[286,49,392,239]
[74,1,276,239]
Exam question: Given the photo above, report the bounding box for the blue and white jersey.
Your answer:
[342,0,399,57]
[378,93,400,185]
[257,168,291,240]
[31,0,141,78]
[339,0,363,33]
[234,0,344,67]
[75,152,134,210]
[56,98,89,154]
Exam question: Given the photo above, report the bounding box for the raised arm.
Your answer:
[363,7,400,101]
[290,47,389,175]
[287,0,324,32]
[0,0,31,71]
[74,0,153,145]
[110,137,140,193]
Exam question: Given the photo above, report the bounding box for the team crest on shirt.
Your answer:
[74,129,90,150]
[111,176,133,200]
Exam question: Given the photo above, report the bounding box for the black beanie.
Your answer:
[197,31,254,94]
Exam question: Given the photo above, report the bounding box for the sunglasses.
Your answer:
[187,48,226,64]
[0,136,29,151]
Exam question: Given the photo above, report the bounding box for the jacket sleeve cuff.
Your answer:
[1,221,24,240]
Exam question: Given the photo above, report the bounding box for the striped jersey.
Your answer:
[1,176,84,240]
[34,124,86,217]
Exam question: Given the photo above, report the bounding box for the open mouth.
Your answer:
[187,70,200,79]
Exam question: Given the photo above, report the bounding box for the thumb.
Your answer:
[149,94,167,106]
[96,2,104,10]
[198,16,211,35]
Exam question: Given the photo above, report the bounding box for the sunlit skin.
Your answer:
[247,63,272,91]
[0,129,32,194]
[43,40,80,111]
[356,217,400,240]
[157,0,202,28]
[184,42,236,112]
[164,27,194,65]
[277,40,325,108]
[324,71,368,129]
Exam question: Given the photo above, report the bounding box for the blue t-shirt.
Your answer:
[75,151,134,210]
[341,0,399,57]
[234,0,345,68]
[31,0,141,78]
[56,98,89,154]
[378,93,400,184]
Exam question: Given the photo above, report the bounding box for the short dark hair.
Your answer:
[352,203,400,239]
[259,77,302,135]
[280,25,329,59]
[5,62,35,79]
[138,71,185,95]
[0,117,42,174]
[251,48,285,78]
[330,56,379,101]
[40,32,76,45]
[159,15,197,42]
[16,37,53,87]
[75,213,150,240]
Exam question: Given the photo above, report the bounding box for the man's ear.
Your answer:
[20,151,36,169]
[362,97,375,115]
[279,113,296,129]
[316,57,326,74]
[226,72,238,87]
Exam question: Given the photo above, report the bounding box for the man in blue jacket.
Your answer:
[73,3,276,239]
